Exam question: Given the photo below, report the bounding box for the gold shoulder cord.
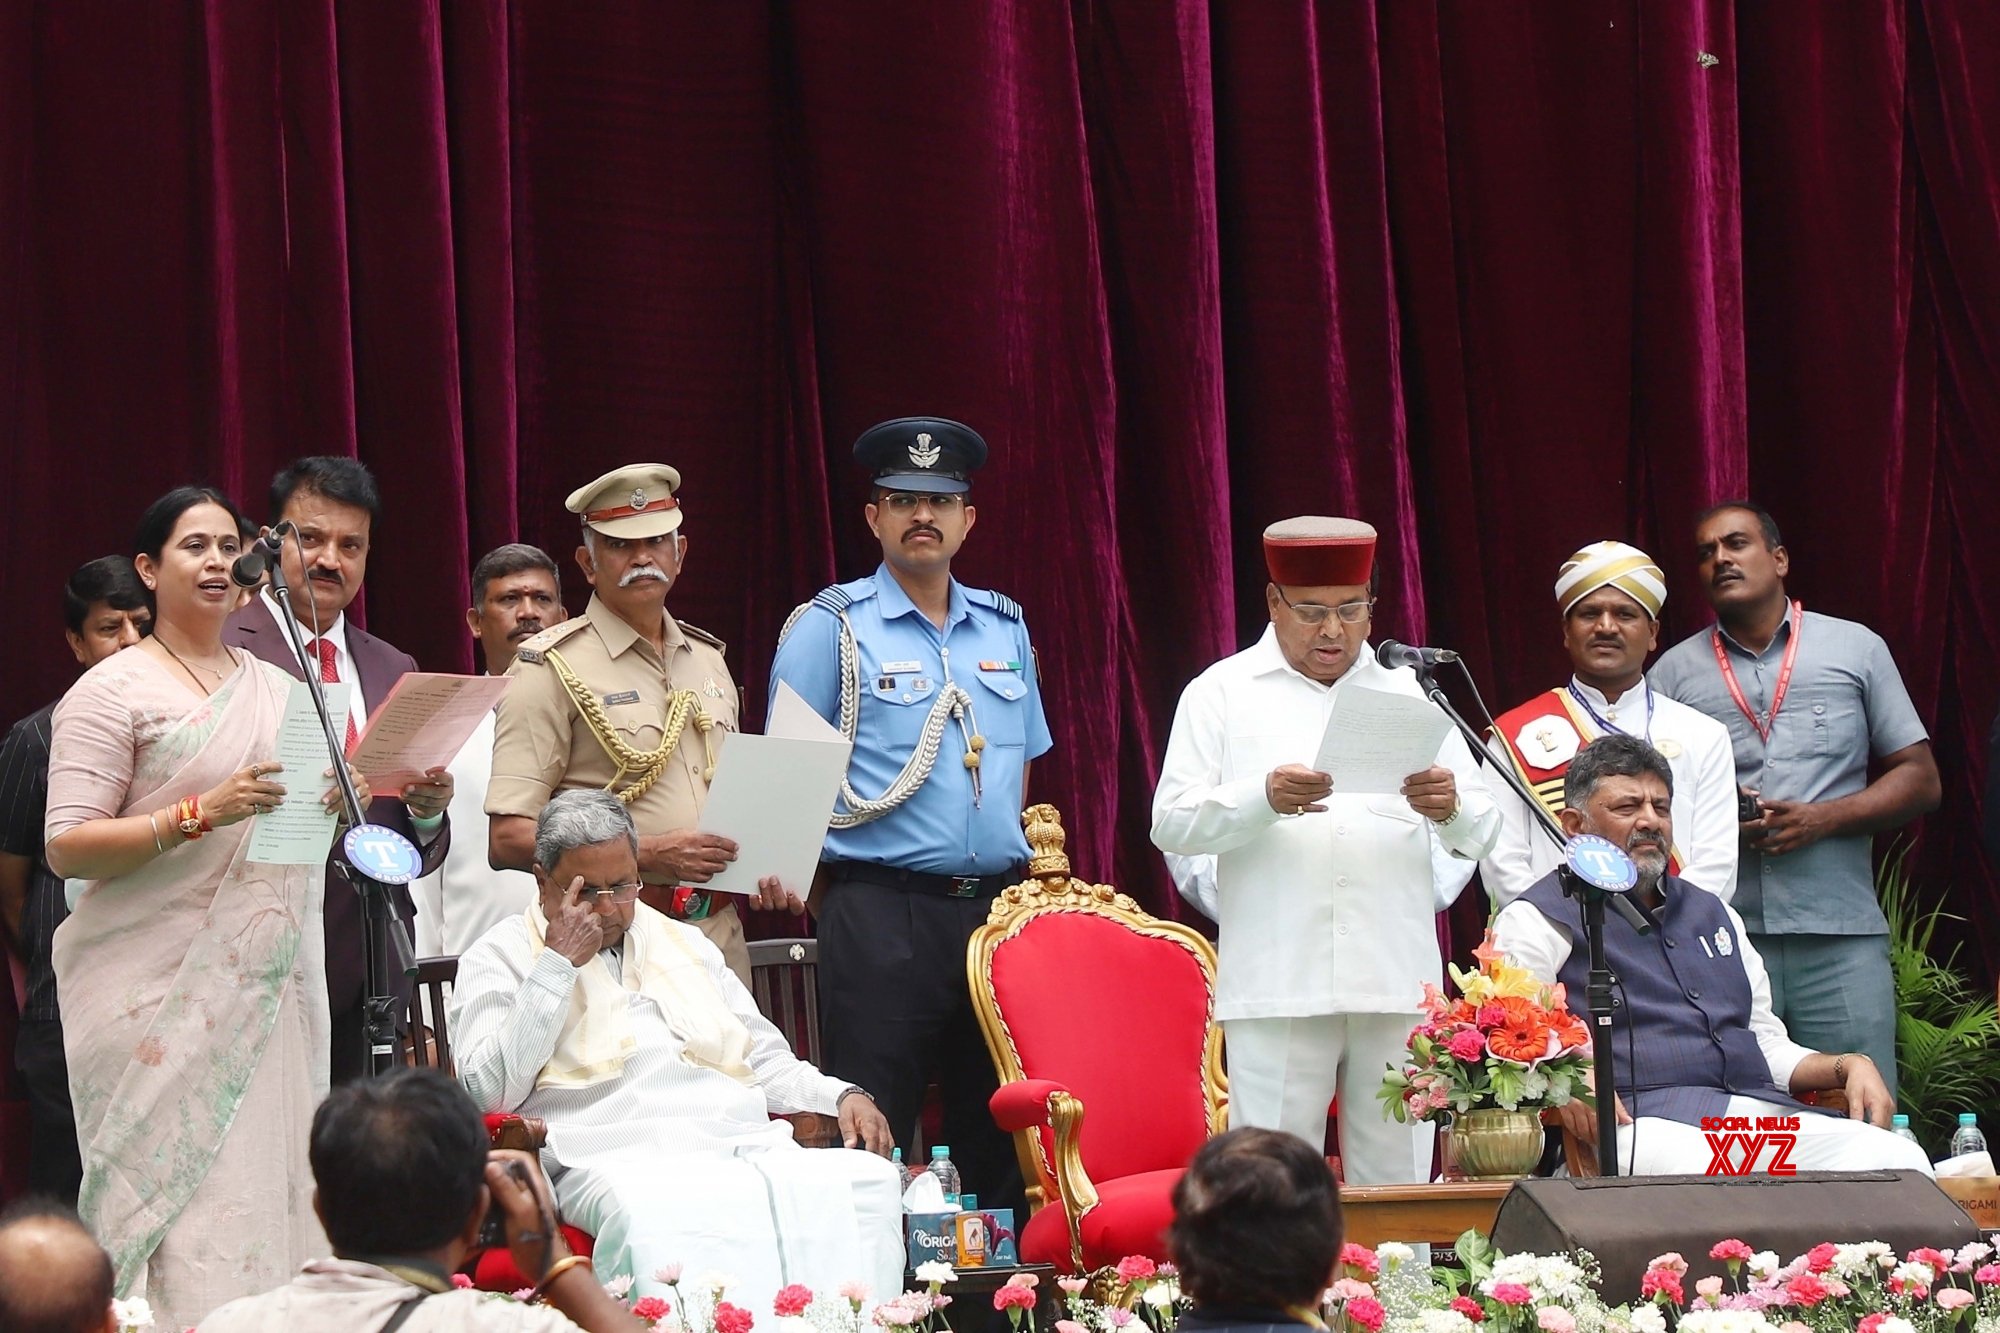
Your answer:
[546,648,716,806]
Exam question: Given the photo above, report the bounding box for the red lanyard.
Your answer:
[1710,600,1803,742]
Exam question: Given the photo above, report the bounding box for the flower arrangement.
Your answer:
[1378,937,1594,1124]
[1320,1233,2000,1333]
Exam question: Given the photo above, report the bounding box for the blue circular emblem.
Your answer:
[1564,833,1639,892]
[342,823,423,885]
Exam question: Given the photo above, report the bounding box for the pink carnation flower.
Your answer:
[774,1286,814,1318]
[714,1301,755,1333]
[1937,1288,1976,1311]
[1116,1256,1158,1283]
[1451,1297,1486,1323]
[1006,1273,1040,1290]
[1711,1240,1755,1263]
[1805,1244,1838,1275]
[1640,1271,1683,1304]
[1330,1279,1374,1302]
[1448,1030,1486,1062]
[993,1285,1038,1312]
[1649,1253,1690,1276]
[1857,1314,1889,1333]
[450,1273,474,1289]
[840,1282,873,1305]
[1784,1273,1830,1307]
[1491,1283,1534,1307]
[1695,1276,1725,1302]
[1978,1265,2000,1286]
[1537,1308,1576,1333]
[1057,1278,1089,1296]
[634,1297,674,1322]
[1057,1323,1089,1333]
[1345,1297,1386,1332]
[1339,1244,1381,1277]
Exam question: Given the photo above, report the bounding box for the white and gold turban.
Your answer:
[1554,540,1667,618]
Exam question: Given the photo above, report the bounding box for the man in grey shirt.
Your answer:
[1650,502,1940,1095]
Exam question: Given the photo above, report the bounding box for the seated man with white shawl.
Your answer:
[452,789,903,1308]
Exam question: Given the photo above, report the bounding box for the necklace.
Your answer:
[154,636,232,697]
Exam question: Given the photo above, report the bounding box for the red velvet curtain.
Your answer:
[3,2,1995,956]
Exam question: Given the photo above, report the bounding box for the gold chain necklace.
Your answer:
[154,635,231,697]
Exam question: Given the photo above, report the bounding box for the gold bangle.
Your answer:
[530,1254,591,1304]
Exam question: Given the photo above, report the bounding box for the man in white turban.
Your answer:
[1480,540,1738,907]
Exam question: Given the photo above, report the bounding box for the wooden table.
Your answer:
[907,1263,1059,1331]
[1340,1180,1517,1248]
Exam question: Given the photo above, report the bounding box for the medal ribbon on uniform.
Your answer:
[1709,599,1803,743]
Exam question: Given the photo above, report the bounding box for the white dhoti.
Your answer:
[1609,1095,1934,1176]
[558,1144,905,1312]
[1224,1013,1434,1185]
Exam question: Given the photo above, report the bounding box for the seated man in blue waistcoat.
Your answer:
[1492,734,1930,1176]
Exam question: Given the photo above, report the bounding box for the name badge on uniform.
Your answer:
[881,659,922,674]
[602,690,641,706]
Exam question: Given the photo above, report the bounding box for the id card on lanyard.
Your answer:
[1711,600,1803,743]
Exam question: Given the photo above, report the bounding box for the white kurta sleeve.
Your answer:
[1479,733,1548,908]
[1150,674,1282,855]
[712,942,851,1115]
[1490,900,1575,984]
[452,938,577,1113]
[1728,905,1813,1091]
[1166,852,1219,920]
[1676,724,1742,902]
[1433,728,1502,861]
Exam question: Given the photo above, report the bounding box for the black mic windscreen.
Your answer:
[230,549,269,588]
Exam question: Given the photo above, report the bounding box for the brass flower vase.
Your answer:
[1448,1109,1543,1180]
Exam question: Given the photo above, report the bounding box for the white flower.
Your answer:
[1877,1320,1917,1333]
[1407,1310,1477,1333]
[111,1297,155,1331]
[1533,1256,1590,1299]
[1959,1242,1995,1268]
[1376,1241,1416,1272]
[1674,1311,1778,1333]
[774,1318,816,1333]
[1892,1261,1936,1287]
[699,1271,738,1294]
[1142,1282,1182,1309]
[1832,1242,1891,1276]
[602,1274,635,1299]
[1748,1251,1779,1280]
[1627,1305,1667,1333]
[914,1261,957,1287]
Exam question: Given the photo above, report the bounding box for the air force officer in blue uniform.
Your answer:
[769,417,1051,1207]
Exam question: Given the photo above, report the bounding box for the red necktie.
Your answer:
[311,637,360,754]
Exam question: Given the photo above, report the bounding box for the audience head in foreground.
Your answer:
[199,1066,641,1331]
[1169,1128,1342,1325]
[0,1198,118,1333]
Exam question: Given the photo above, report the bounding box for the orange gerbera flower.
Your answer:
[1549,1008,1590,1052]
[1485,995,1553,1063]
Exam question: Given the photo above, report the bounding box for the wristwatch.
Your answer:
[837,1084,876,1107]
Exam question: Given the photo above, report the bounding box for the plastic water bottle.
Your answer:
[892,1146,910,1191]
[1951,1113,1988,1159]
[928,1144,963,1208]
[1891,1114,1923,1147]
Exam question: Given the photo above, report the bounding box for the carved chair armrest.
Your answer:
[783,1112,843,1149]
[1539,1108,1598,1177]
[990,1079,1099,1272]
[485,1113,548,1153]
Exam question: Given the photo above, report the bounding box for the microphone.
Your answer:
[230,525,289,589]
[1375,639,1461,671]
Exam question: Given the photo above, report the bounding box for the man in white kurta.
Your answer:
[1482,541,1739,908]
[412,544,567,958]
[451,790,903,1312]
[1151,517,1500,1185]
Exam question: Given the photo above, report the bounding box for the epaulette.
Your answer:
[511,616,591,665]
[806,577,878,618]
[680,620,726,652]
[967,587,1024,620]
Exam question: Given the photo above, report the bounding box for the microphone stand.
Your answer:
[261,543,416,1078]
[1404,657,1658,1176]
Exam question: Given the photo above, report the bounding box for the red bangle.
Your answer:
[176,796,210,840]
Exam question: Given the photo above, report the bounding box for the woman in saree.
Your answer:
[45,486,363,1328]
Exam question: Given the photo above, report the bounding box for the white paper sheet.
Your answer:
[247,681,352,865]
[348,672,512,792]
[697,684,852,896]
[1311,682,1454,796]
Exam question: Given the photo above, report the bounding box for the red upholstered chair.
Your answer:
[968,805,1226,1274]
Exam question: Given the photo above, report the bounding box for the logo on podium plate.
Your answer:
[342,824,423,885]
[1564,834,1638,893]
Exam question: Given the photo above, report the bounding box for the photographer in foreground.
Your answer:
[198,1068,643,1332]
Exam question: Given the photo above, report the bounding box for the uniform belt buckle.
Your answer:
[948,876,981,899]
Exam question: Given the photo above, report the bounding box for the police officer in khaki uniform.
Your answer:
[487,464,792,984]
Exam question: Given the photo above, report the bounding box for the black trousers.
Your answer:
[15,1017,83,1202]
[817,875,1023,1211]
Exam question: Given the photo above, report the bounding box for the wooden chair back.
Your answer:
[407,955,460,1075]
[748,937,821,1064]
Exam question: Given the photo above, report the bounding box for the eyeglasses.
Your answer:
[879,492,966,515]
[1275,586,1373,626]
[575,881,644,904]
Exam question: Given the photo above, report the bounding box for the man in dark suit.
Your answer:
[225,456,454,1083]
